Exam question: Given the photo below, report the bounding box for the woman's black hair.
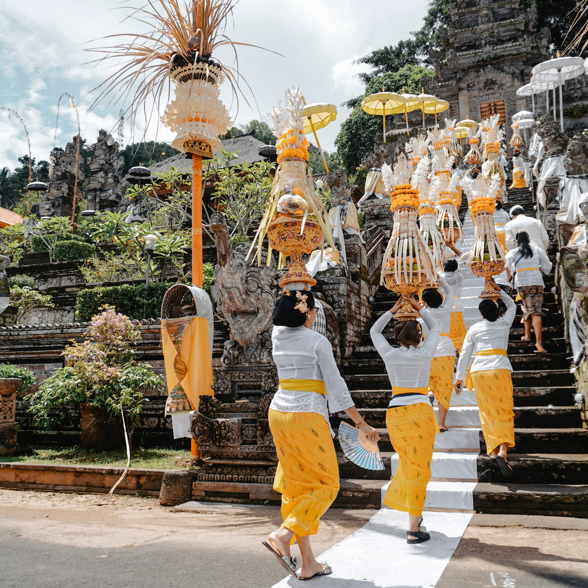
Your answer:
[516,231,533,259]
[272,291,316,328]
[479,299,499,322]
[496,200,503,210]
[422,288,443,308]
[444,259,458,273]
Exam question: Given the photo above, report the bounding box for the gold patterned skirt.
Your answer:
[449,311,467,352]
[384,403,438,517]
[269,409,339,537]
[429,355,456,410]
[470,369,515,455]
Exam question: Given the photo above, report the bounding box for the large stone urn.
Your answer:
[0,378,21,455]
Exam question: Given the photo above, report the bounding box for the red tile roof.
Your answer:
[0,207,24,228]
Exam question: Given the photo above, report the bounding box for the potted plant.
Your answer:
[26,306,164,449]
[0,364,34,454]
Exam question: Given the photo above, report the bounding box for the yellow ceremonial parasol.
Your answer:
[302,102,337,173]
[362,91,405,143]
[458,119,478,130]
[422,99,449,123]
[419,93,438,129]
[400,93,423,134]
[454,126,469,146]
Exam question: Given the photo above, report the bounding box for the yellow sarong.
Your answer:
[384,403,438,517]
[470,369,515,455]
[429,355,455,410]
[269,409,339,537]
[449,311,467,352]
[495,227,506,250]
[510,167,525,189]
[161,316,213,413]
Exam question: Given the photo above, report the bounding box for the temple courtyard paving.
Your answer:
[0,489,587,587]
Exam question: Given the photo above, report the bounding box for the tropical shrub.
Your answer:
[53,240,96,262]
[9,285,54,323]
[27,306,165,429]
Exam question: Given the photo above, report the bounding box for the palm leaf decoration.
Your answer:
[87,0,276,130]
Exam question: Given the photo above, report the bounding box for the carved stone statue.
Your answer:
[534,115,569,161]
[564,133,588,176]
[0,255,10,315]
[209,212,277,366]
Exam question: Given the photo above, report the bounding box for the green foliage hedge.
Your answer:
[76,282,175,322]
[31,236,49,252]
[54,240,97,262]
[8,275,35,288]
[0,363,36,393]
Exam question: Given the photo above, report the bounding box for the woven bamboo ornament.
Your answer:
[414,155,446,271]
[468,177,505,299]
[464,126,483,166]
[430,128,463,245]
[381,154,437,320]
[482,115,506,202]
[248,87,336,289]
[510,123,524,149]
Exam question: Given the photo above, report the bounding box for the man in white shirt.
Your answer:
[505,205,549,252]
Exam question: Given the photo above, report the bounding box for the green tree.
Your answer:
[9,285,54,323]
[120,141,180,176]
[238,120,275,145]
[307,149,342,176]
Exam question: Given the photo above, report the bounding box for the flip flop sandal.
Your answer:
[299,563,333,581]
[428,394,435,406]
[439,426,449,433]
[407,530,431,544]
[262,540,298,578]
[495,455,514,478]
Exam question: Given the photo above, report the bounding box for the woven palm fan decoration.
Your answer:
[248,87,336,289]
[443,118,461,158]
[406,134,429,173]
[431,128,463,245]
[482,115,507,203]
[468,176,505,299]
[380,154,437,320]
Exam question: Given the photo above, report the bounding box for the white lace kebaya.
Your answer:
[370,308,440,409]
[269,326,355,431]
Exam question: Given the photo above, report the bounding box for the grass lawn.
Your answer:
[0,446,196,470]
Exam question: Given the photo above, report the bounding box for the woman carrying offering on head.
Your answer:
[505,231,552,354]
[370,295,440,544]
[264,289,379,581]
[421,276,456,432]
[454,286,516,478]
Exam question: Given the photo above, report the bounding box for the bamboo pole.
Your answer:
[308,117,329,173]
[382,101,387,143]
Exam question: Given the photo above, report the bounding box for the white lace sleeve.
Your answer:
[315,337,355,414]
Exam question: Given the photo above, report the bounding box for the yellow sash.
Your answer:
[465,349,507,389]
[279,378,326,395]
[516,267,539,272]
[476,348,507,357]
[392,386,429,396]
[424,332,451,338]
[495,223,505,227]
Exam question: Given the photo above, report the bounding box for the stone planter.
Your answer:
[79,405,125,450]
[0,377,21,455]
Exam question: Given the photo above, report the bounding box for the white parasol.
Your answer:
[532,56,585,131]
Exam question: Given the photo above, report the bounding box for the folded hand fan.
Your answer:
[338,421,385,471]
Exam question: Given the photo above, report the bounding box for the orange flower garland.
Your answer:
[390,184,419,211]
[470,197,496,215]
[276,128,310,164]
[418,200,436,217]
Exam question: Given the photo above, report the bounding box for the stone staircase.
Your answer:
[333,187,588,517]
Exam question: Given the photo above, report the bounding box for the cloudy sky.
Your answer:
[0,0,430,169]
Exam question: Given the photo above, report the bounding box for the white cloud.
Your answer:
[331,55,373,97]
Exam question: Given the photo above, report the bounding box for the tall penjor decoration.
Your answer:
[249,87,336,289]
[430,128,463,245]
[380,154,437,320]
[468,177,505,299]
[464,126,483,167]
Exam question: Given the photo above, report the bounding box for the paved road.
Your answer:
[0,490,587,587]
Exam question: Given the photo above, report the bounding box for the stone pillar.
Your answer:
[0,378,20,455]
